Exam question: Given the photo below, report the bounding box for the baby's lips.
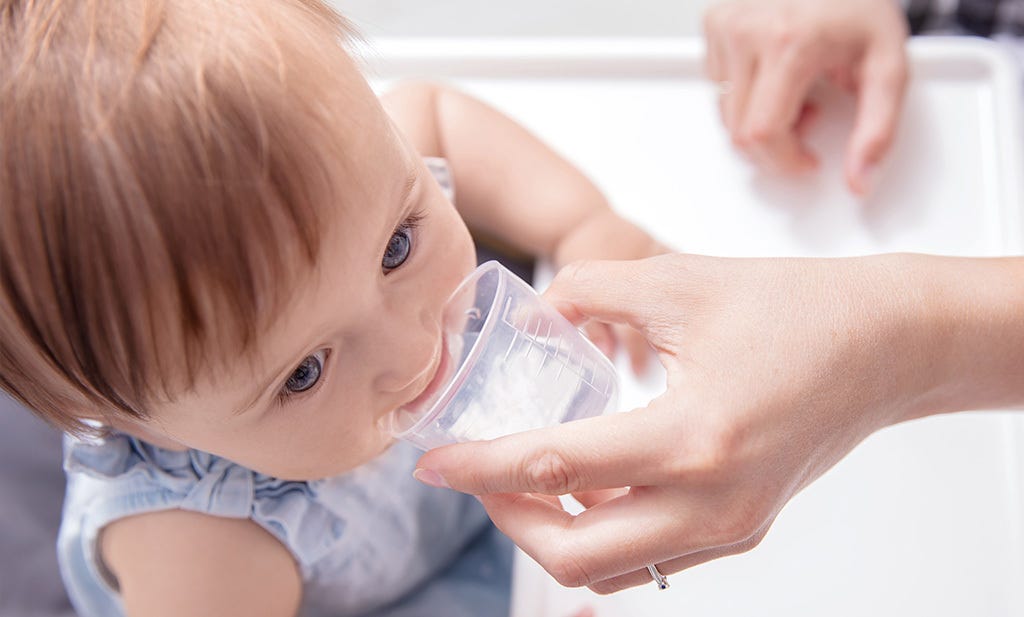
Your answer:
[402,337,450,412]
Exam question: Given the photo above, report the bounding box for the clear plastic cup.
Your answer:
[386,261,619,450]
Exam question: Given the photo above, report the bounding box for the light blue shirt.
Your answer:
[58,434,511,617]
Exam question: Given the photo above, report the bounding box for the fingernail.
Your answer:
[413,468,450,489]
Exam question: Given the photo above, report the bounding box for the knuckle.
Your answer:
[589,579,625,596]
[668,422,778,546]
[560,259,593,286]
[671,423,743,483]
[768,24,798,51]
[716,512,761,545]
[737,525,770,551]
[543,549,593,588]
[859,131,892,159]
[728,21,757,49]
[714,499,772,546]
[731,130,751,150]
[522,450,582,495]
[742,122,778,145]
[659,439,695,481]
[768,12,818,51]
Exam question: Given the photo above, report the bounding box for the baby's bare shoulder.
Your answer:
[103,510,301,617]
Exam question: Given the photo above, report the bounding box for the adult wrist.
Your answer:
[893,254,1024,422]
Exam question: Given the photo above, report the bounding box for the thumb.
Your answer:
[845,47,908,195]
[542,256,680,333]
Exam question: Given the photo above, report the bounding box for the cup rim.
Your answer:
[390,260,508,439]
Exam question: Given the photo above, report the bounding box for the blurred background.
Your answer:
[331,1,714,38]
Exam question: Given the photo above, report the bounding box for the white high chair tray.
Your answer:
[363,38,1024,617]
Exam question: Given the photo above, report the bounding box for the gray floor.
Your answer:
[331,0,712,38]
[0,393,74,617]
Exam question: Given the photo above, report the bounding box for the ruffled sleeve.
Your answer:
[64,432,256,518]
[60,434,502,617]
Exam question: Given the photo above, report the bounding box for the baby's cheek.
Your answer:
[455,223,477,276]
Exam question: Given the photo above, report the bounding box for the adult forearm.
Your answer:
[902,255,1024,421]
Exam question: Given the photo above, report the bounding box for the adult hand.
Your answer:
[414,253,1024,593]
[703,0,909,194]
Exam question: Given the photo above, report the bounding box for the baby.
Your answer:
[0,1,661,616]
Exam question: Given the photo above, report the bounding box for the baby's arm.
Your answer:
[380,82,664,268]
[382,83,666,371]
[103,510,301,617]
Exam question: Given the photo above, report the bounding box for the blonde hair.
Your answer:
[0,0,354,431]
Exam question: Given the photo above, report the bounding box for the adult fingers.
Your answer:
[720,43,756,137]
[845,46,908,195]
[587,526,770,594]
[702,17,726,82]
[794,101,820,137]
[747,131,818,175]
[583,321,650,375]
[738,43,819,172]
[583,321,616,359]
[616,325,652,375]
[415,405,673,496]
[540,256,679,332]
[478,486,757,588]
[701,8,731,131]
[573,488,629,509]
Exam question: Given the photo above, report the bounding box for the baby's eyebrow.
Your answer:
[398,166,419,213]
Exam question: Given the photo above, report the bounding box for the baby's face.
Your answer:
[124,65,476,479]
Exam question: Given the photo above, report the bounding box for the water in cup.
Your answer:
[387,261,619,450]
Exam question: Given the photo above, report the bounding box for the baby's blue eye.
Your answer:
[382,227,413,271]
[283,351,325,395]
[382,212,423,273]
